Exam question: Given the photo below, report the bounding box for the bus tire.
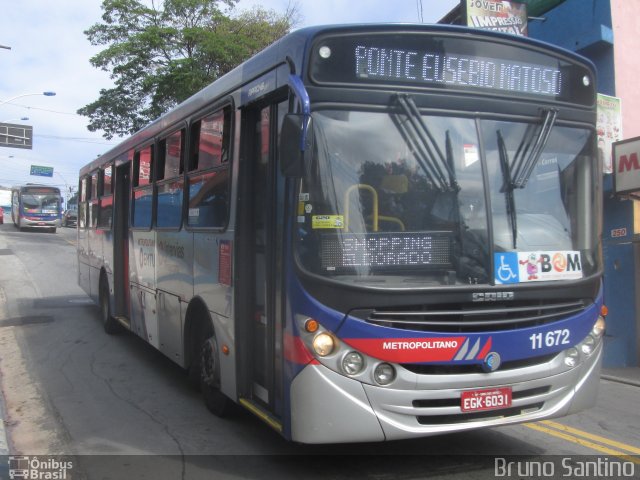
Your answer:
[99,277,120,334]
[198,327,232,417]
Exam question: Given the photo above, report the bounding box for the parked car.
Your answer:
[62,204,77,227]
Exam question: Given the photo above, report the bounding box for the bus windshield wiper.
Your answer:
[497,130,518,249]
[511,108,558,188]
[497,108,558,248]
[392,94,458,191]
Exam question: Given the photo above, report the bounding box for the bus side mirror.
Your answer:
[280,114,313,178]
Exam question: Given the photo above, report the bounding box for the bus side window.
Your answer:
[89,171,99,229]
[132,146,154,229]
[79,176,89,229]
[187,106,231,229]
[156,129,185,229]
[98,164,114,230]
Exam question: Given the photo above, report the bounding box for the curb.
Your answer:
[601,374,640,388]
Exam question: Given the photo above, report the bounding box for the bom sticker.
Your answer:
[494,251,583,284]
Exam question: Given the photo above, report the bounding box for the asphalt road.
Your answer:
[0,223,638,479]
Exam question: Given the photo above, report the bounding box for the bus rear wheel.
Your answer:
[199,331,232,417]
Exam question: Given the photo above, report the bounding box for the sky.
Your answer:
[0,0,459,203]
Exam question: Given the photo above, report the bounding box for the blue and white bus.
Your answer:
[11,184,62,233]
[78,24,605,443]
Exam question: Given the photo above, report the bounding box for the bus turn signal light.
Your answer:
[305,319,319,333]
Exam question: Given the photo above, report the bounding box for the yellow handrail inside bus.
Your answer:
[343,183,406,232]
[378,215,405,231]
[344,184,379,232]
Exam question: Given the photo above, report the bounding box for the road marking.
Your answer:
[541,420,640,455]
[62,237,76,247]
[525,422,640,463]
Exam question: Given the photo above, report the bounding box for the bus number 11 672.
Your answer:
[530,329,570,350]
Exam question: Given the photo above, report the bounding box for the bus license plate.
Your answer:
[461,387,512,412]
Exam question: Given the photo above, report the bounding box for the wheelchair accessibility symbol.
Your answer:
[494,253,519,284]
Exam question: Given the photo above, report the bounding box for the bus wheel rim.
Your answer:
[201,338,219,388]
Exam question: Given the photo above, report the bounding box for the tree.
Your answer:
[79,0,300,139]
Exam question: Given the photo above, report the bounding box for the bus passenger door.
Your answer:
[238,98,287,419]
[113,162,130,318]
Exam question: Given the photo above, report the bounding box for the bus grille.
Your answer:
[360,298,588,333]
[416,402,545,425]
[401,353,557,375]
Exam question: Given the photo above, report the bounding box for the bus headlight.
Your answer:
[374,363,396,385]
[564,316,604,367]
[592,316,606,338]
[312,332,335,357]
[342,352,365,375]
[295,316,399,387]
[564,348,579,367]
[581,335,596,355]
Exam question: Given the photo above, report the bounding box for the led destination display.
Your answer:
[355,47,562,97]
[320,232,452,272]
[310,32,594,105]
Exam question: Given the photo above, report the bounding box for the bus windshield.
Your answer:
[295,109,599,287]
[22,193,60,215]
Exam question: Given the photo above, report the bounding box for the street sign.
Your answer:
[30,165,54,177]
[0,122,33,149]
[613,135,640,197]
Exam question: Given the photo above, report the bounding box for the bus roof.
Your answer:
[12,184,61,193]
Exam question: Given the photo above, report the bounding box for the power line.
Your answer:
[35,134,115,145]
[6,102,78,116]
[2,103,118,145]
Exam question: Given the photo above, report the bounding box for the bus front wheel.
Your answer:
[99,278,120,334]
[199,330,232,417]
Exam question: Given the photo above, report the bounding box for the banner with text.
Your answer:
[466,0,528,36]
[597,93,623,174]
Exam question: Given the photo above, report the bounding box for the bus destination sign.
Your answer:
[320,231,452,272]
[354,46,561,97]
[310,32,594,105]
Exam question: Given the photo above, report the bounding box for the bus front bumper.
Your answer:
[289,343,602,444]
[20,217,60,228]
